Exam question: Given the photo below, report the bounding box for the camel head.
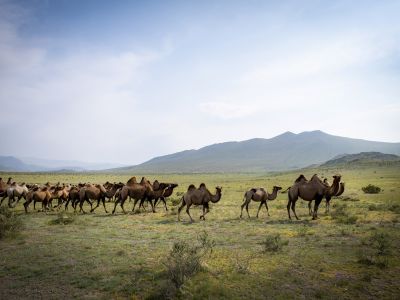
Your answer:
[215,186,222,193]
[273,186,282,192]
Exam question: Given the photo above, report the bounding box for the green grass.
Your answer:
[0,165,400,299]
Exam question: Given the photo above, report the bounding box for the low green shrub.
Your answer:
[362,184,381,194]
[163,231,215,290]
[358,232,391,268]
[0,206,23,239]
[331,204,358,224]
[261,233,288,253]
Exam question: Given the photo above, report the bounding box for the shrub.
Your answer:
[358,232,391,268]
[169,197,182,206]
[0,206,23,239]
[331,204,358,224]
[362,184,381,194]
[233,254,252,274]
[49,212,75,225]
[163,231,215,290]
[388,203,400,214]
[261,233,288,253]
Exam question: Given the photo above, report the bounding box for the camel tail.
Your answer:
[281,187,290,194]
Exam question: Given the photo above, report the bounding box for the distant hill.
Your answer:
[0,156,126,172]
[110,130,400,173]
[321,152,400,167]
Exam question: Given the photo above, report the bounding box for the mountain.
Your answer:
[0,156,126,172]
[0,156,42,172]
[111,130,400,173]
[321,152,400,167]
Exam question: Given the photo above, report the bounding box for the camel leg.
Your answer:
[240,201,247,218]
[256,202,263,218]
[0,195,7,206]
[65,199,70,211]
[23,199,32,213]
[132,199,140,212]
[90,199,101,213]
[313,197,323,220]
[287,197,291,219]
[245,203,251,218]
[308,202,313,216]
[34,200,37,210]
[161,197,168,211]
[177,200,186,221]
[112,198,120,214]
[291,200,299,220]
[264,202,270,216]
[200,203,210,220]
[8,195,14,208]
[102,197,108,213]
[325,199,330,214]
[186,203,194,223]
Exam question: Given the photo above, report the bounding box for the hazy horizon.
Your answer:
[1,0,399,165]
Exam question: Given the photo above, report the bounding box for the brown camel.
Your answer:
[23,187,52,213]
[138,180,170,212]
[154,183,179,211]
[240,186,282,218]
[112,177,153,214]
[90,183,124,212]
[0,177,13,205]
[307,179,346,214]
[78,184,108,213]
[178,183,222,222]
[65,185,82,211]
[6,182,29,207]
[287,174,341,220]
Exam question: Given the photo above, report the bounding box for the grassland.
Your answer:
[1,165,400,299]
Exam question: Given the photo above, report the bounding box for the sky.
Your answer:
[0,0,399,165]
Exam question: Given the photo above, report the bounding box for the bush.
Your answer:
[49,212,75,225]
[331,204,358,224]
[169,197,182,206]
[362,184,381,194]
[163,231,215,290]
[261,233,288,253]
[358,232,391,268]
[0,206,23,239]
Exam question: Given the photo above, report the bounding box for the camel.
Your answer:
[49,185,69,209]
[112,177,153,214]
[178,183,222,222]
[23,187,52,213]
[307,180,345,214]
[78,184,108,213]
[90,183,124,212]
[138,180,170,212]
[240,186,282,218]
[0,177,13,204]
[287,174,341,220]
[6,182,29,207]
[154,183,179,211]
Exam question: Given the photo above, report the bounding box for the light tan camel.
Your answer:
[178,183,222,222]
[240,186,282,218]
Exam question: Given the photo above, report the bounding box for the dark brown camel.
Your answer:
[112,177,153,214]
[154,183,179,211]
[307,180,346,214]
[138,180,170,212]
[78,184,108,213]
[178,183,222,222]
[240,186,282,218]
[90,183,124,212]
[287,174,341,220]
[23,187,52,213]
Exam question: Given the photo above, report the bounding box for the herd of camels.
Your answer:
[0,173,344,221]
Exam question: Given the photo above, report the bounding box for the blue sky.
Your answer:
[0,0,399,165]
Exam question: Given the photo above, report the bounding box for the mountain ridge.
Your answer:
[109,130,400,173]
